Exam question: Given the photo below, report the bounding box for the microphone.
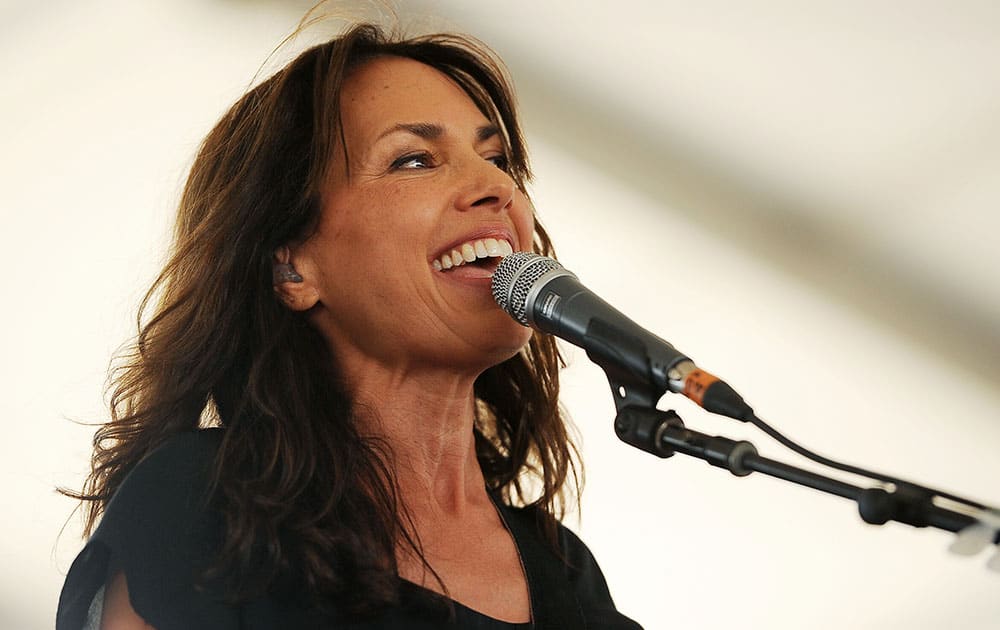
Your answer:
[492,252,753,421]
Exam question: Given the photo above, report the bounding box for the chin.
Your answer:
[427,313,533,371]
[461,328,532,372]
[477,346,526,379]
[491,334,535,367]
[491,318,535,352]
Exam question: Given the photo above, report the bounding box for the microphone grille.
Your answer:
[491,252,564,325]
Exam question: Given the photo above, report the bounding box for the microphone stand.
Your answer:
[613,405,1000,542]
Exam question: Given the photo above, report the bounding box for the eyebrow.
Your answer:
[476,124,500,143]
[376,122,500,143]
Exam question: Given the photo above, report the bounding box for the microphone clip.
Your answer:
[613,406,683,459]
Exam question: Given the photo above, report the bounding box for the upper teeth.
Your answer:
[433,238,514,271]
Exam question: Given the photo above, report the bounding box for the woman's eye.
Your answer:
[391,152,433,170]
[487,154,509,172]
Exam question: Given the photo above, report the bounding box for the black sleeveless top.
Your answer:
[57,430,643,629]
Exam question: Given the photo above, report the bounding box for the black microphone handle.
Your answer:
[527,274,687,394]
[526,273,753,421]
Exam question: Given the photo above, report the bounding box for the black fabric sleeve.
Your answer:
[56,429,237,630]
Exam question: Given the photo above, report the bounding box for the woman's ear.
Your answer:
[273,245,320,311]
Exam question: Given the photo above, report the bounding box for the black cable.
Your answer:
[747,412,986,510]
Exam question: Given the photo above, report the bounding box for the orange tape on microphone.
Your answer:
[682,368,721,407]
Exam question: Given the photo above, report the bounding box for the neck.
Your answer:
[348,364,490,519]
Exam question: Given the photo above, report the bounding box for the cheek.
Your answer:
[314,198,410,267]
[513,192,536,251]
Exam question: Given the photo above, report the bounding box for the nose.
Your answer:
[454,154,516,213]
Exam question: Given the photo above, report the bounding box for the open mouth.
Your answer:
[432,237,513,272]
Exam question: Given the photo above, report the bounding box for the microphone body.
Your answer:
[492,253,752,420]
[526,271,689,394]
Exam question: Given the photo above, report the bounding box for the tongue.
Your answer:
[443,257,501,277]
[470,257,502,271]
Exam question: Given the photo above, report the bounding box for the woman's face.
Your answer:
[298,55,535,375]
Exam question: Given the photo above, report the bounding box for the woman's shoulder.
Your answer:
[496,501,644,630]
[115,427,224,496]
[495,501,600,571]
[57,429,233,630]
[96,428,225,545]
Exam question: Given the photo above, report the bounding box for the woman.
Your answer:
[57,21,642,630]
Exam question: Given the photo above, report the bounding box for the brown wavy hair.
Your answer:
[69,22,579,615]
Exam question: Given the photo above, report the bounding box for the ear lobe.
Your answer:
[273,246,320,312]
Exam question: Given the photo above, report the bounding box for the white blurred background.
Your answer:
[2,1,999,628]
